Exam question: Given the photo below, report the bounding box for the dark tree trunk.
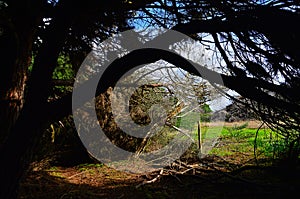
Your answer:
[0,4,72,198]
[0,21,33,145]
[0,11,39,199]
[0,0,47,146]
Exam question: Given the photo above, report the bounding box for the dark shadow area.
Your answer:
[18,155,300,199]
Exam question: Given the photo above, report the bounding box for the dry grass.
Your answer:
[202,120,266,129]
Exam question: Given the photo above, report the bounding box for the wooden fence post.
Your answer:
[198,120,202,153]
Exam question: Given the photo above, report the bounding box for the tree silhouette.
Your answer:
[0,0,299,198]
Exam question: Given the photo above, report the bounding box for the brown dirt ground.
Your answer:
[18,154,300,199]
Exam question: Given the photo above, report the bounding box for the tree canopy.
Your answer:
[1,0,300,198]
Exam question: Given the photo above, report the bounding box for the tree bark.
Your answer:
[0,18,35,199]
[0,3,72,198]
[0,11,33,145]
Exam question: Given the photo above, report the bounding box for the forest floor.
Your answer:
[18,155,300,199]
[18,121,300,199]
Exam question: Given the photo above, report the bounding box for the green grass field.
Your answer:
[195,122,288,159]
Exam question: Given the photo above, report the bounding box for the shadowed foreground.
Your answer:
[18,155,300,199]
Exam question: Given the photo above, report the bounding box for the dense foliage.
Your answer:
[1,1,300,198]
